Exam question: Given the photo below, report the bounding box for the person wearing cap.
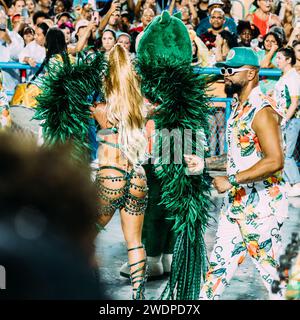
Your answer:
[196,0,237,37]
[200,47,288,300]
[11,12,23,32]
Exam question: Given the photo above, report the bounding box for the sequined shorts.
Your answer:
[95,165,148,216]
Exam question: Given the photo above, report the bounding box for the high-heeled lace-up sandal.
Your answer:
[127,245,148,300]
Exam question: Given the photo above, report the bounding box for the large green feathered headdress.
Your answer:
[137,11,192,64]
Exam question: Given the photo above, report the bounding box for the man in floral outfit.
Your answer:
[200,47,288,300]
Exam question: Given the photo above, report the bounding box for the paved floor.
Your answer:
[96,192,300,300]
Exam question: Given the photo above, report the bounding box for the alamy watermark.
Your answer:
[0,265,6,289]
[97,128,206,175]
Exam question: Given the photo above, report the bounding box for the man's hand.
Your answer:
[213,176,232,193]
[184,154,205,175]
[25,57,37,67]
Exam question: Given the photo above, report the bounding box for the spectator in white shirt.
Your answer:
[19,22,48,79]
[0,18,24,93]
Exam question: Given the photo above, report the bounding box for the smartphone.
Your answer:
[21,7,29,19]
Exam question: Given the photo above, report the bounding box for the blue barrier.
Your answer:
[0,62,41,69]
[1,62,283,77]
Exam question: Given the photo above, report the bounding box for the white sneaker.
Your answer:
[162,254,173,275]
[288,183,300,197]
[120,255,164,281]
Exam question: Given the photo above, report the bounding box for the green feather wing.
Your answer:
[34,52,107,162]
[137,56,212,300]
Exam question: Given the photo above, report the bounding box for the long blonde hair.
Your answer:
[104,44,147,166]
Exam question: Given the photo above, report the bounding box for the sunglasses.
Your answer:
[220,67,252,75]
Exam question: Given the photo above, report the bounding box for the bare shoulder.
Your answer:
[252,106,281,132]
[94,102,107,109]
[93,103,111,128]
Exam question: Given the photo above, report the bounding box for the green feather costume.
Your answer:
[34,52,107,162]
[136,11,212,300]
[33,11,212,300]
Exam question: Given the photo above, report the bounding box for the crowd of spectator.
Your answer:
[0,0,299,194]
[0,0,299,88]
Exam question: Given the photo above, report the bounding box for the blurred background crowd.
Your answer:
[0,0,300,86]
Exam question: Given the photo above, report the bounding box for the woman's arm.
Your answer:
[260,44,278,68]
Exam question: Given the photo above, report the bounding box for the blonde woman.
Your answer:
[90,44,148,300]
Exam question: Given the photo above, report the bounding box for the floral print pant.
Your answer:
[200,213,285,300]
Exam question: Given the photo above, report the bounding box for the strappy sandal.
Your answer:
[127,245,148,300]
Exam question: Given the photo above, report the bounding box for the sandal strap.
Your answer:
[128,259,146,268]
[131,274,145,282]
[128,245,144,252]
[130,264,146,276]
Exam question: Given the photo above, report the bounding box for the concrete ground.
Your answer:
[96,191,300,300]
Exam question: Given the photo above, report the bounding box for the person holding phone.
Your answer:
[98,0,124,36]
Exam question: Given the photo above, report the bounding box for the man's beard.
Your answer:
[224,81,243,97]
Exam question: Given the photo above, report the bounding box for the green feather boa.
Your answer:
[137,56,212,300]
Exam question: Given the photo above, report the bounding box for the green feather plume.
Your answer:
[33,52,107,162]
[137,56,213,300]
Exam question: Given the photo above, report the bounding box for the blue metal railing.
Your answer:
[0,63,283,77]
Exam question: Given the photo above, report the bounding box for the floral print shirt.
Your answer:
[221,86,288,220]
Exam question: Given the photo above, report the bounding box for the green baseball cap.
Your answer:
[215,47,260,68]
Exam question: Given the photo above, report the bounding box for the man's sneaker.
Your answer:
[120,256,164,281]
[288,183,300,197]
[162,254,173,275]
